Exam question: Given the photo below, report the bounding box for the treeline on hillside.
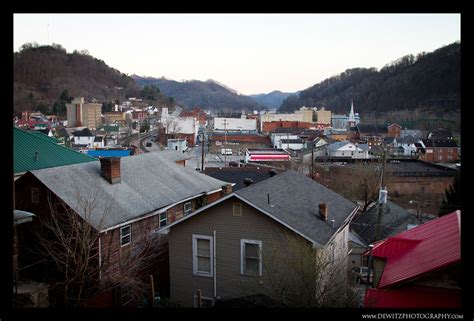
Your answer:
[133,76,264,112]
[14,43,174,115]
[280,42,460,114]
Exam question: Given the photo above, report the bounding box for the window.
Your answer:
[184,202,192,216]
[241,239,262,276]
[193,295,215,308]
[120,225,131,246]
[192,235,213,277]
[233,203,242,216]
[159,213,167,228]
[31,188,40,204]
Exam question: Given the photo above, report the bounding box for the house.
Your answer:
[326,141,370,159]
[14,151,231,307]
[364,211,461,308]
[93,136,105,148]
[160,170,359,307]
[72,128,96,148]
[32,128,54,137]
[418,139,459,163]
[350,200,422,248]
[279,138,304,151]
[396,135,418,157]
[13,127,97,179]
[356,124,385,147]
[28,130,59,144]
[400,129,422,140]
[427,128,454,141]
[386,123,402,138]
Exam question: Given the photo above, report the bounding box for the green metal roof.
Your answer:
[14,127,97,175]
[28,131,60,144]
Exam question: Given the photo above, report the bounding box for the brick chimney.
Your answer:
[100,157,121,184]
[222,184,232,195]
[319,203,328,221]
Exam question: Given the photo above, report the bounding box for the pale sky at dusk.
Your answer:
[13,14,460,95]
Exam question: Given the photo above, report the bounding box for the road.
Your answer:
[185,144,245,169]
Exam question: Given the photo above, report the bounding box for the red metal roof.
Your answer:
[372,211,460,288]
[364,285,461,308]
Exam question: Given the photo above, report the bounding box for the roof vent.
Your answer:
[268,169,277,177]
[243,178,254,187]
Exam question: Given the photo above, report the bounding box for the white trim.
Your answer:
[120,224,131,247]
[240,239,262,276]
[192,234,214,277]
[184,202,192,215]
[159,212,167,227]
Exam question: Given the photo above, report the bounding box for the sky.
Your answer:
[13,14,460,95]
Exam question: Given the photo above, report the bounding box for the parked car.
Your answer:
[146,142,152,147]
[351,266,373,284]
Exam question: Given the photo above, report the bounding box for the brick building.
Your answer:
[14,151,231,307]
[418,139,460,163]
[386,123,402,138]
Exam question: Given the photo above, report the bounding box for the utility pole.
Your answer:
[222,118,229,167]
[201,131,205,171]
[375,148,387,241]
[311,144,314,176]
[137,118,140,155]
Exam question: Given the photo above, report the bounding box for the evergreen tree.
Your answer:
[439,174,461,216]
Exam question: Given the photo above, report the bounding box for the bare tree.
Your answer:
[162,117,182,139]
[240,232,359,307]
[31,185,164,307]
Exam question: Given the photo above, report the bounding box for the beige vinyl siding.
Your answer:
[169,196,308,307]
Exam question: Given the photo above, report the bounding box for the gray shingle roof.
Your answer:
[236,170,358,247]
[327,141,351,151]
[29,151,230,230]
[350,201,421,244]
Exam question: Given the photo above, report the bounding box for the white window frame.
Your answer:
[192,234,213,277]
[159,212,167,228]
[193,295,215,308]
[31,187,40,204]
[184,202,192,216]
[240,239,262,276]
[233,203,242,216]
[120,225,131,247]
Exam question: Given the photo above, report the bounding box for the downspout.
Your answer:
[213,230,217,300]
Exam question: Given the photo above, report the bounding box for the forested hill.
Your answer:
[249,90,295,109]
[280,42,460,114]
[13,43,174,114]
[132,76,265,112]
